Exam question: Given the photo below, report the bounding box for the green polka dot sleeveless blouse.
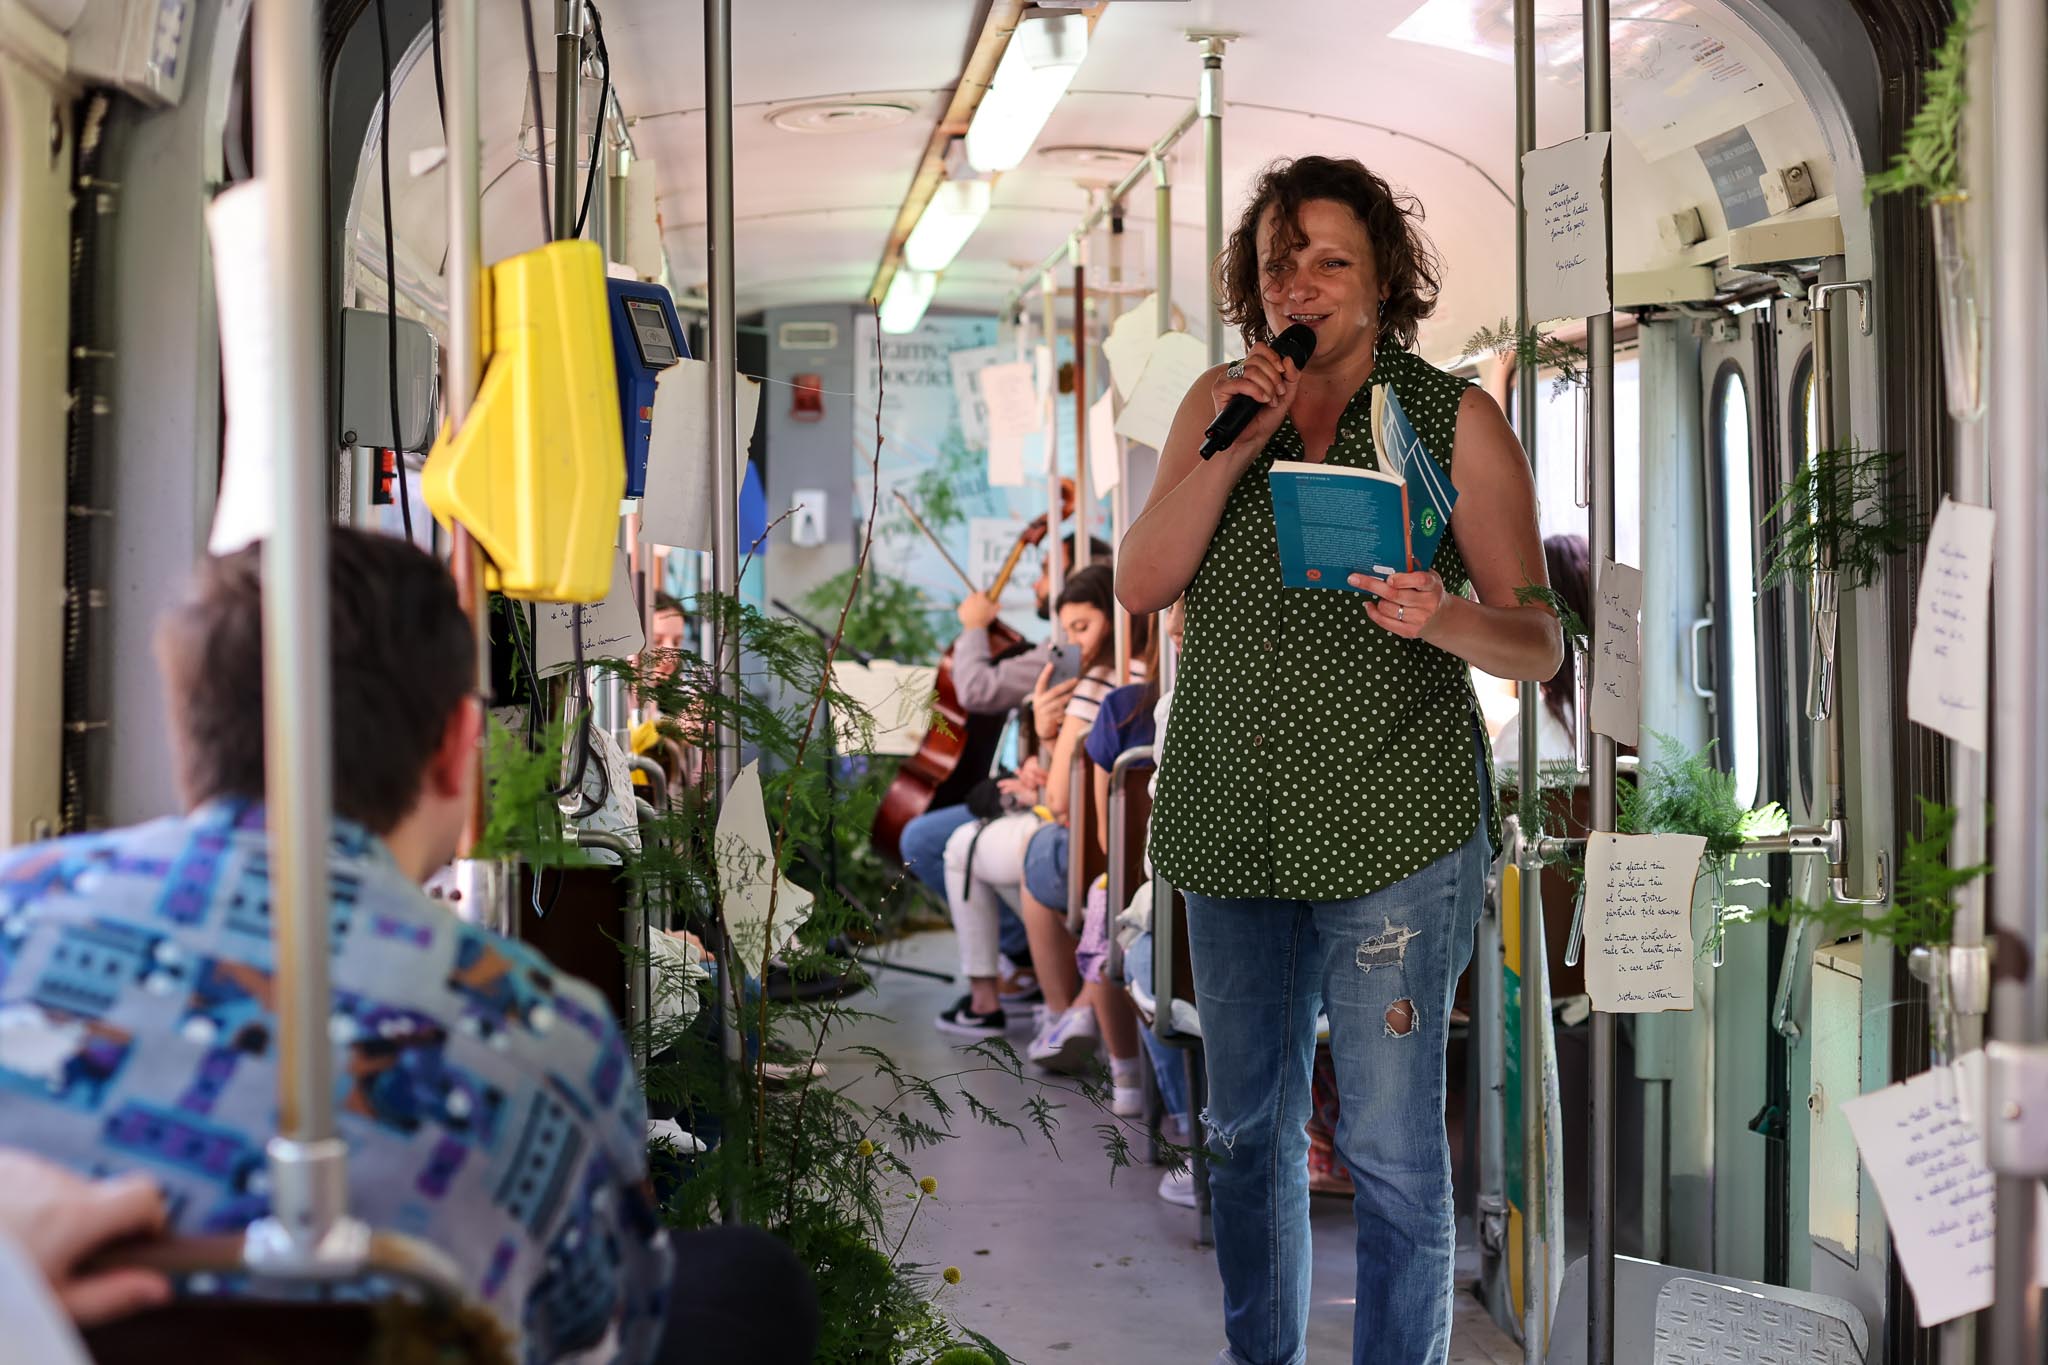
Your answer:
[1151,335,1501,902]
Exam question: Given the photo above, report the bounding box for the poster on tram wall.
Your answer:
[852,314,1074,648]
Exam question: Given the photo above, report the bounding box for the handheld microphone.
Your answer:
[1199,323,1318,459]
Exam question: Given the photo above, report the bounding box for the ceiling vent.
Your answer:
[1037,144,1148,172]
[767,100,918,135]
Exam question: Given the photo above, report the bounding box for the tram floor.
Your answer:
[829,929,1524,1364]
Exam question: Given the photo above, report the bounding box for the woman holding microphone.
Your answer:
[1117,156,1562,1365]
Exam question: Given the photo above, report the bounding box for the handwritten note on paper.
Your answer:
[1907,498,1995,752]
[640,358,762,552]
[1842,1051,2048,1325]
[1088,390,1122,494]
[1114,332,1209,451]
[535,548,645,675]
[1521,134,1612,325]
[1102,295,1161,400]
[1590,557,1643,746]
[1583,832,1707,1013]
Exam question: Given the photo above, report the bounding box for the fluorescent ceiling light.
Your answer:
[879,269,938,334]
[903,179,993,272]
[964,13,1089,173]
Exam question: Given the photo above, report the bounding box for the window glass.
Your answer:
[1514,355,1642,566]
[1715,368,1761,808]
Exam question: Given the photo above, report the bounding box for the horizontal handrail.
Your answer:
[999,106,1199,318]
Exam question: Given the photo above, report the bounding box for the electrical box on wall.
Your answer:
[66,0,192,107]
[789,489,827,547]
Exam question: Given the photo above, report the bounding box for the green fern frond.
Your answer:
[1760,798,1988,950]
[1865,0,1978,205]
[1465,318,1588,395]
[1761,442,1922,591]
[1514,583,1589,650]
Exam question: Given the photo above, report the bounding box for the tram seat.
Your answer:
[1063,751,1108,935]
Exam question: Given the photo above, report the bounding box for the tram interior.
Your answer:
[0,0,2042,1362]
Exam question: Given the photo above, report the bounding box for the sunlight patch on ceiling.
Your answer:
[1389,0,1794,161]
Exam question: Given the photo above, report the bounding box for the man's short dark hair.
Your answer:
[654,592,685,615]
[156,527,476,835]
[1059,533,1114,564]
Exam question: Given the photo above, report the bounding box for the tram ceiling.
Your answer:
[368,0,1846,359]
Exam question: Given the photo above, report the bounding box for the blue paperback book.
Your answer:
[1267,386,1458,593]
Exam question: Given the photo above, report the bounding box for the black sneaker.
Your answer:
[935,995,1007,1038]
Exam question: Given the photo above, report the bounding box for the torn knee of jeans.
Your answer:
[1384,999,1417,1037]
[1199,1106,1239,1154]
[1355,915,1421,974]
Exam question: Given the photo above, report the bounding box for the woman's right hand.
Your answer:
[1030,664,1078,742]
[1208,342,1301,465]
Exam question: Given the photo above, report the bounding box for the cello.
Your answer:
[870,482,1075,862]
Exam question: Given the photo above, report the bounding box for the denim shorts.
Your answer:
[1023,822,1069,910]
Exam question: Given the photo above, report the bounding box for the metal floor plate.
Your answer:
[1653,1277,1864,1365]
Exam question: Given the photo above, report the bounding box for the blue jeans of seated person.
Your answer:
[1125,929,1190,1124]
[1023,822,1069,911]
[1186,820,1489,1365]
[900,804,1032,963]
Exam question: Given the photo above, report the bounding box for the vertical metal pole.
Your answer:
[1198,38,1226,366]
[553,1,584,240]
[1073,237,1091,571]
[1988,0,2048,1355]
[1582,1,1617,1360]
[1512,1,1547,1358]
[249,0,351,1264]
[1154,161,1178,689]
[445,0,509,935]
[1943,60,1994,1365]
[1042,270,1065,639]
[704,0,747,1188]
[1109,202,1131,678]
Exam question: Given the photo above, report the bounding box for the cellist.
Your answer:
[896,530,1112,1005]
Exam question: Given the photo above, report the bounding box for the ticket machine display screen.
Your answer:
[626,297,678,367]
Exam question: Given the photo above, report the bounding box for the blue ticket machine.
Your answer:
[606,278,688,498]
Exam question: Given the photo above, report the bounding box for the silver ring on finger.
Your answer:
[1397,604,1405,622]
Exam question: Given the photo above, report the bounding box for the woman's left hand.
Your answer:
[1349,570,1455,641]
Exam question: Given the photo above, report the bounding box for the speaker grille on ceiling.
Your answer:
[778,322,839,351]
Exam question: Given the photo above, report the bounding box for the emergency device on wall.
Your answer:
[421,239,624,603]
[605,278,687,498]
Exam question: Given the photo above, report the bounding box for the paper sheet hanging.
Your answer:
[1590,557,1642,746]
[831,660,937,757]
[1582,831,1706,1013]
[1522,134,1612,325]
[1114,332,1208,451]
[534,548,645,674]
[1841,1051,2048,1326]
[1906,497,1994,751]
[640,358,762,552]
[1102,295,1161,401]
[1088,390,1121,495]
[716,760,815,966]
[949,344,1000,449]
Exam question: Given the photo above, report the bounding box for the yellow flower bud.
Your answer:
[942,1266,962,1285]
[920,1176,938,1195]
[857,1140,875,1158]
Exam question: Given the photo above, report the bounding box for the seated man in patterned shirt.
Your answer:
[0,529,669,1361]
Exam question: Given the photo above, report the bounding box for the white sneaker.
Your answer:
[1027,1004,1100,1074]
[1112,1085,1145,1117]
[1157,1167,1197,1208]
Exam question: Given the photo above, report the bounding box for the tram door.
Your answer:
[1693,294,1817,1288]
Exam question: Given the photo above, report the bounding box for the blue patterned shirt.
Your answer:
[0,799,669,1362]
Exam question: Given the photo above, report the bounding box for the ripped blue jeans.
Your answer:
[1184,820,1488,1365]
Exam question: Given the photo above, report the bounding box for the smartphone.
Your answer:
[1045,643,1082,686]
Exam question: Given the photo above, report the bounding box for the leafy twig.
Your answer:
[1465,318,1587,395]
[1865,0,1977,205]
[1761,441,1921,591]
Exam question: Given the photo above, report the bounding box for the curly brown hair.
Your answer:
[1218,156,1444,352]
